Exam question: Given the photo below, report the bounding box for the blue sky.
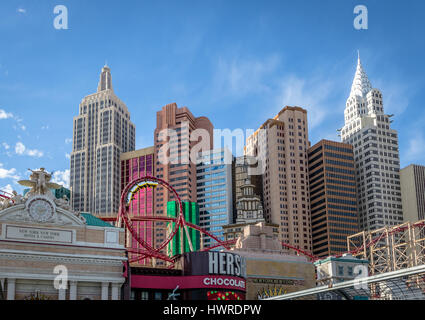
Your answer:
[0,0,424,194]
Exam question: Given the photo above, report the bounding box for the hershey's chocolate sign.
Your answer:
[208,251,246,278]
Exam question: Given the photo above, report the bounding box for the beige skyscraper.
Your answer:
[245,106,312,253]
[70,65,135,216]
[401,164,425,223]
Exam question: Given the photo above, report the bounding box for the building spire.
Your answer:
[97,65,113,92]
[350,51,372,97]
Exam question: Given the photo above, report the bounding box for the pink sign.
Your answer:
[131,274,246,292]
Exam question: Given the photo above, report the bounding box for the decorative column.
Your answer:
[69,281,77,300]
[0,278,5,300]
[7,278,16,300]
[101,282,109,300]
[111,283,120,300]
[58,287,66,300]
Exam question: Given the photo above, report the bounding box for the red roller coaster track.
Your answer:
[280,220,425,262]
[0,190,13,199]
[5,184,424,267]
[115,176,232,268]
[115,176,324,266]
[101,177,425,267]
[0,190,13,203]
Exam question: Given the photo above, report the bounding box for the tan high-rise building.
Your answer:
[245,106,312,253]
[401,164,425,223]
[70,65,135,216]
[153,103,213,254]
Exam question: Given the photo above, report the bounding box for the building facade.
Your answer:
[234,155,263,205]
[120,147,155,266]
[70,65,135,216]
[314,254,369,284]
[308,140,359,258]
[340,55,403,231]
[154,103,213,262]
[196,148,234,248]
[228,222,316,300]
[129,251,247,300]
[245,106,312,253]
[0,168,126,300]
[234,179,264,225]
[223,178,265,245]
[401,164,425,223]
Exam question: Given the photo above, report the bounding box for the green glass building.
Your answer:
[167,201,200,256]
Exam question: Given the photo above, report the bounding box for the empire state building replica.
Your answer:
[70,65,135,216]
[340,54,403,231]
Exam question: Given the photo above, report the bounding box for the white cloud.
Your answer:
[65,138,72,144]
[208,54,347,135]
[1,184,14,194]
[65,153,70,159]
[41,125,49,130]
[15,142,44,158]
[17,8,26,14]
[1,111,26,131]
[15,142,25,154]
[26,149,44,157]
[212,54,280,98]
[0,163,20,180]
[403,133,425,165]
[15,119,26,131]
[51,170,70,188]
[275,75,338,130]
[0,109,13,119]
[2,142,10,150]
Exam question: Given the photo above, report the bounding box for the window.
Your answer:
[338,266,344,276]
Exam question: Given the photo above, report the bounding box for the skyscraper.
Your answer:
[340,54,403,231]
[154,103,213,254]
[196,147,234,248]
[308,139,359,258]
[400,164,425,223]
[120,147,155,266]
[222,178,265,246]
[245,106,312,253]
[234,155,263,207]
[70,65,135,216]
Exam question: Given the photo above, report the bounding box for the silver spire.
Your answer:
[350,52,372,97]
[97,65,113,92]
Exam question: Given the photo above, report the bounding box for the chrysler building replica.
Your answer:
[340,54,403,231]
[70,65,135,216]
